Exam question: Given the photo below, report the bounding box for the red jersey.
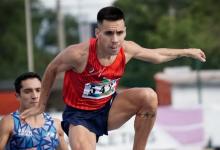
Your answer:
[63,38,126,110]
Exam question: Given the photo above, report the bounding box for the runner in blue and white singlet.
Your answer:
[6,111,59,150]
[0,72,68,149]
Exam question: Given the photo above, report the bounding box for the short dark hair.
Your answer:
[14,72,41,94]
[97,6,124,24]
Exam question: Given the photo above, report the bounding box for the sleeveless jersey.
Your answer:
[6,111,59,150]
[63,38,126,110]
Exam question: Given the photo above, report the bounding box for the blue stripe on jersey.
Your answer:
[6,111,59,150]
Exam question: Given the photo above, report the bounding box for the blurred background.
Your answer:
[0,0,220,149]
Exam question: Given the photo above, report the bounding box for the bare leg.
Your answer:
[108,88,158,150]
[133,102,157,149]
[68,125,96,150]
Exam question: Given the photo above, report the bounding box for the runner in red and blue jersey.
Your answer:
[21,6,206,150]
[63,38,125,110]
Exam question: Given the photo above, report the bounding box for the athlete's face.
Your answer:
[96,19,126,55]
[17,78,41,110]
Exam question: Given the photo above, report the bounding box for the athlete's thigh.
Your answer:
[108,88,148,130]
[69,124,96,149]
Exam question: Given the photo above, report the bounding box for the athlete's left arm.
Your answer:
[124,41,206,64]
[54,119,68,150]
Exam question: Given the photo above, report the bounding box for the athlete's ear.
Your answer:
[15,93,18,98]
[15,93,21,101]
[95,27,100,38]
[124,26,127,38]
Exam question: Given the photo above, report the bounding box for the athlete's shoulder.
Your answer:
[65,40,90,54]
[0,114,13,132]
[123,40,140,51]
[61,40,90,62]
[0,114,13,124]
[122,40,140,62]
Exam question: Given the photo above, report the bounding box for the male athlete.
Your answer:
[0,72,68,150]
[21,6,206,150]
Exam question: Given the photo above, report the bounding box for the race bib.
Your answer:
[82,78,118,99]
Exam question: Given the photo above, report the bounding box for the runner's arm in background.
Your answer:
[0,116,13,150]
[54,118,69,150]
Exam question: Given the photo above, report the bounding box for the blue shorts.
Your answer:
[61,98,114,142]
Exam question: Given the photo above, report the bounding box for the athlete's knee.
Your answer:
[72,144,82,150]
[70,136,92,150]
[138,88,158,111]
[71,139,94,150]
[71,140,83,150]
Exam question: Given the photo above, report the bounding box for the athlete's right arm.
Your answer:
[0,116,13,150]
[21,41,89,120]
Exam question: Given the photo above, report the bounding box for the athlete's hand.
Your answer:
[20,104,45,120]
[186,48,206,62]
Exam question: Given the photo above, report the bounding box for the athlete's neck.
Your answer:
[96,44,117,66]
